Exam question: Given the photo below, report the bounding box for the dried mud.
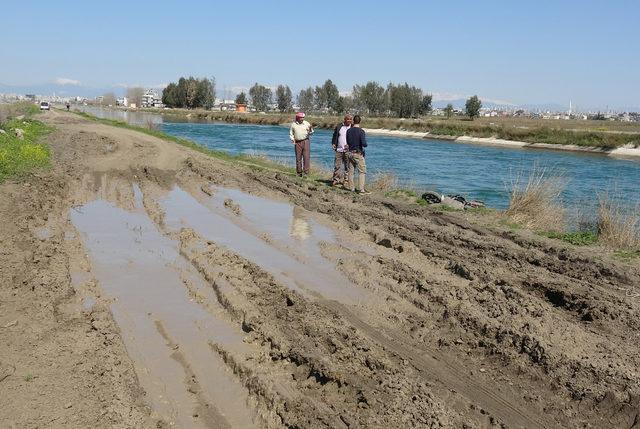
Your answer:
[1,110,639,428]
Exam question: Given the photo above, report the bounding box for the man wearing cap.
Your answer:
[331,114,352,186]
[289,112,314,177]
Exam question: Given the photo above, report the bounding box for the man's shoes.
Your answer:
[358,190,372,195]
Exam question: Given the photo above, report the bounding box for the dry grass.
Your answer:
[144,119,159,130]
[505,166,566,231]
[309,161,332,178]
[369,171,399,193]
[597,194,640,249]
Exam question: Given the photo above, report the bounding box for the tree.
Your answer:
[162,83,178,107]
[387,83,423,118]
[420,94,433,115]
[323,79,340,113]
[196,77,215,109]
[297,87,314,112]
[101,92,116,106]
[352,81,387,115]
[185,78,199,108]
[313,79,340,112]
[126,87,145,107]
[335,96,346,114]
[249,83,272,111]
[235,92,247,105]
[275,85,293,112]
[162,76,216,108]
[465,95,482,120]
[444,103,454,119]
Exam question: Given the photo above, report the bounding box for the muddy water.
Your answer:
[160,185,370,305]
[70,189,257,429]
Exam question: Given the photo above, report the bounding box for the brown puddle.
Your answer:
[160,185,370,305]
[70,187,257,429]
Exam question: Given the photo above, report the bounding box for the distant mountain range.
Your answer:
[432,99,569,112]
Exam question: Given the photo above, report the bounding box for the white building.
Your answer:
[141,89,163,108]
[116,97,128,107]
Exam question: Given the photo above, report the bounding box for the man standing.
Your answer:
[289,112,314,177]
[331,114,352,186]
[346,115,371,194]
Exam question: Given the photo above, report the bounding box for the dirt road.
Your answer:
[1,110,639,428]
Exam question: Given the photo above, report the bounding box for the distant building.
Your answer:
[141,89,163,108]
[116,97,128,107]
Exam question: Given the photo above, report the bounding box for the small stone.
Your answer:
[1,320,17,328]
[479,368,486,373]
[64,403,73,409]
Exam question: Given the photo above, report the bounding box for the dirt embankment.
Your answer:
[1,110,639,428]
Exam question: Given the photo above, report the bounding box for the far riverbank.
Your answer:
[127,107,640,158]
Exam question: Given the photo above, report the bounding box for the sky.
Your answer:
[1,0,638,110]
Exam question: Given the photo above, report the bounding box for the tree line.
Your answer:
[161,77,216,109]
[160,76,483,119]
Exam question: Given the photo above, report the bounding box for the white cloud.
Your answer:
[55,77,81,86]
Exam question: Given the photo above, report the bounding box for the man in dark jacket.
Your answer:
[345,115,371,194]
[331,114,352,186]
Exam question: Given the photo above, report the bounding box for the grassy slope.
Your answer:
[0,105,51,182]
[72,111,301,175]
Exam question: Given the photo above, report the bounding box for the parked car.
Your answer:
[39,101,50,111]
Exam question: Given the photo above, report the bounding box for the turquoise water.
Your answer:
[78,107,640,217]
[162,122,639,210]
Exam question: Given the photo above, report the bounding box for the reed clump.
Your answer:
[505,167,566,231]
[597,194,640,250]
[369,171,399,193]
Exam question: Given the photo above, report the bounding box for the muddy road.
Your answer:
[1,110,639,428]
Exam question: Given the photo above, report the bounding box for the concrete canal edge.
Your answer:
[363,127,640,158]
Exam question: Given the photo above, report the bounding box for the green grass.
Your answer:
[0,118,52,182]
[538,230,599,246]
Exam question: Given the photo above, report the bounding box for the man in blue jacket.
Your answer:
[345,115,371,194]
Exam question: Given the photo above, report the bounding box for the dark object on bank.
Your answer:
[420,192,485,210]
[421,191,442,204]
